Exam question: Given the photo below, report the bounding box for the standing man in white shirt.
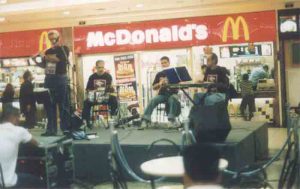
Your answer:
[0,105,41,188]
[183,144,224,189]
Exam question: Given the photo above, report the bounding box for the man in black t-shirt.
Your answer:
[140,56,181,129]
[82,60,118,128]
[34,30,71,136]
[204,53,229,94]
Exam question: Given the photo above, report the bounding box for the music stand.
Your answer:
[163,66,192,83]
[164,67,195,105]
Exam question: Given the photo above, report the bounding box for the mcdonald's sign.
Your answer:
[222,16,250,42]
[0,28,61,58]
[39,31,52,52]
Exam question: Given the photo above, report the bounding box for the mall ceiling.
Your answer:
[0,0,300,32]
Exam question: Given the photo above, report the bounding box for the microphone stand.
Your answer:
[61,45,75,132]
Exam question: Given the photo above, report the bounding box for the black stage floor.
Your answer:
[29,120,269,183]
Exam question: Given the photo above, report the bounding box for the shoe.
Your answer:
[41,131,56,137]
[167,120,181,129]
[63,130,71,136]
[138,120,149,130]
[248,113,254,121]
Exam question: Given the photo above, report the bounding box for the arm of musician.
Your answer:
[153,82,161,91]
[44,54,60,63]
[29,138,39,147]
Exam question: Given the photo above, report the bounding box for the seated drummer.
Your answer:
[140,56,181,129]
[82,60,118,128]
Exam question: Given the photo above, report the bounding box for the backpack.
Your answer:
[189,92,231,143]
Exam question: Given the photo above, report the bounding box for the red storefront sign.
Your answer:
[74,11,276,54]
[0,28,61,58]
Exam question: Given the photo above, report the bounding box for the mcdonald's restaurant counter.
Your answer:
[229,90,276,123]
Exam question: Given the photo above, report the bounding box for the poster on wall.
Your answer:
[114,54,135,82]
[117,81,137,102]
[114,54,137,101]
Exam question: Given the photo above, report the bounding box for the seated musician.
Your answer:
[140,56,181,129]
[203,53,229,101]
[82,60,118,128]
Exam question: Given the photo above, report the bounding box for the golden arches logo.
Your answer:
[222,16,250,42]
[39,31,51,52]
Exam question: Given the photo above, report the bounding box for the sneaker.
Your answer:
[63,130,71,136]
[41,131,56,137]
[138,120,149,130]
[248,113,254,121]
[167,120,181,129]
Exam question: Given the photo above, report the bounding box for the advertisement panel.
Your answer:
[74,11,276,54]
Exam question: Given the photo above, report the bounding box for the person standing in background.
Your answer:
[249,65,269,90]
[240,74,255,121]
[19,70,36,129]
[1,83,15,115]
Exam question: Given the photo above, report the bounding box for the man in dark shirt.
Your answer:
[34,30,70,136]
[204,53,229,94]
[19,70,36,129]
[140,56,181,129]
[82,60,118,128]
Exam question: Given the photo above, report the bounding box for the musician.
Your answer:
[33,30,70,136]
[204,53,229,95]
[19,70,36,129]
[0,105,41,188]
[82,60,118,128]
[140,56,181,129]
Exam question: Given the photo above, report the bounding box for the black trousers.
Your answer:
[82,95,118,123]
[240,94,256,114]
[23,109,36,129]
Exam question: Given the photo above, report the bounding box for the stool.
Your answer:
[156,103,168,122]
[155,101,181,123]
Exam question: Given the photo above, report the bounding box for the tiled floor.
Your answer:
[73,126,288,189]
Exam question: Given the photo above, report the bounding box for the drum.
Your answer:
[34,88,51,104]
[88,90,109,103]
[88,90,96,102]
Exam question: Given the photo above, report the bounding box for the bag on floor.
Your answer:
[189,92,231,143]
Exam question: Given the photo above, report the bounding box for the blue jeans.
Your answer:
[142,94,181,122]
[44,74,70,133]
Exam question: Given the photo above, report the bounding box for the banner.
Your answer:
[74,11,276,54]
[0,28,61,58]
[114,54,137,101]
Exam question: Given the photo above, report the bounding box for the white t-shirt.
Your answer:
[0,122,32,187]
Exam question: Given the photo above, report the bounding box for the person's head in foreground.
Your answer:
[1,105,20,125]
[183,144,222,189]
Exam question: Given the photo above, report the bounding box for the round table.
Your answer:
[140,156,228,177]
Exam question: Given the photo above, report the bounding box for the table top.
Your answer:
[140,156,228,177]
[157,185,183,189]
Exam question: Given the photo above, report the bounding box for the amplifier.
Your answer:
[18,138,74,189]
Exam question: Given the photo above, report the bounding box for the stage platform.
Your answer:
[27,120,268,183]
